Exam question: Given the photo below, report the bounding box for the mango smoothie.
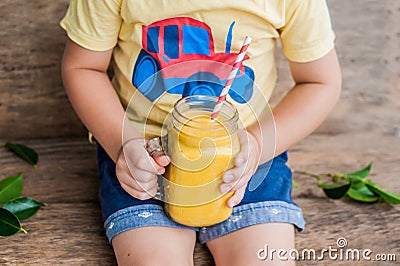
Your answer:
[163,98,240,227]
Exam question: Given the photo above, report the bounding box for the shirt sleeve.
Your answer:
[60,0,122,51]
[279,0,336,63]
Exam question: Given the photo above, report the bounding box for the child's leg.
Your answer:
[97,145,197,264]
[207,223,295,266]
[112,226,196,265]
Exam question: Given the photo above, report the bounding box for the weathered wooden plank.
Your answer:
[1,132,399,265]
[0,138,99,204]
[290,132,400,265]
[1,195,398,265]
[0,202,214,265]
[295,199,400,266]
[1,0,399,140]
[0,0,86,139]
[0,202,116,265]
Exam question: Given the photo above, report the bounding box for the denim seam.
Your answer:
[198,201,305,244]
[104,204,165,228]
[233,204,302,214]
[104,204,197,244]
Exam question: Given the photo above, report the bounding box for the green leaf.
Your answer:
[347,187,380,203]
[345,162,372,179]
[3,197,45,221]
[351,181,375,196]
[0,173,23,204]
[365,181,400,205]
[318,182,351,199]
[292,180,298,189]
[3,142,38,169]
[349,176,364,188]
[0,208,27,237]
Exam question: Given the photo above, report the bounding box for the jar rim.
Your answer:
[172,95,238,129]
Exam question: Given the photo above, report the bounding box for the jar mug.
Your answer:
[148,95,240,227]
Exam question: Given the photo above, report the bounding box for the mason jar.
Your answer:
[160,95,240,227]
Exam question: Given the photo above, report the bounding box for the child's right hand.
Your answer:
[115,138,170,200]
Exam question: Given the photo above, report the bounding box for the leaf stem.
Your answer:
[293,170,322,182]
[20,227,27,234]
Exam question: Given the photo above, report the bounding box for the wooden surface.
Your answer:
[0,0,85,139]
[1,0,399,265]
[1,136,399,265]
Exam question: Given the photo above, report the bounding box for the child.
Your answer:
[60,0,341,264]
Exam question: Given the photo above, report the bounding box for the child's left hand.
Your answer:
[220,129,261,208]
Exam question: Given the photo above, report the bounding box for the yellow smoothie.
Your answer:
[164,111,240,226]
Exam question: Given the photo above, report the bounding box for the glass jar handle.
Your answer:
[145,136,170,202]
[145,137,164,157]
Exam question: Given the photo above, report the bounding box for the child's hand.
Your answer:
[220,129,261,208]
[115,138,170,200]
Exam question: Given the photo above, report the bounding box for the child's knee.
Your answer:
[116,252,192,266]
[112,227,195,265]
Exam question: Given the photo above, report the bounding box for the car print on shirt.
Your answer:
[132,17,255,103]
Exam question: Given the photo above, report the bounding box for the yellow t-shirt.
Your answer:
[60,0,335,137]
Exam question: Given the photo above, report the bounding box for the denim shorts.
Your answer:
[97,145,305,244]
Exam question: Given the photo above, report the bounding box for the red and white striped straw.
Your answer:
[211,36,252,120]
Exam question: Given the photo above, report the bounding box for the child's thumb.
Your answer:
[153,154,171,167]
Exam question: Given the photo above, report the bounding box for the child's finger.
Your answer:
[221,167,253,192]
[234,152,247,168]
[123,138,165,174]
[223,158,248,183]
[132,172,158,191]
[119,165,155,187]
[222,169,245,187]
[153,154,171,167]
[129,152,165,175]
[227,186,247,208]
[117,164,159,198]
[120,181,157,200]
[235,130,251,164]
